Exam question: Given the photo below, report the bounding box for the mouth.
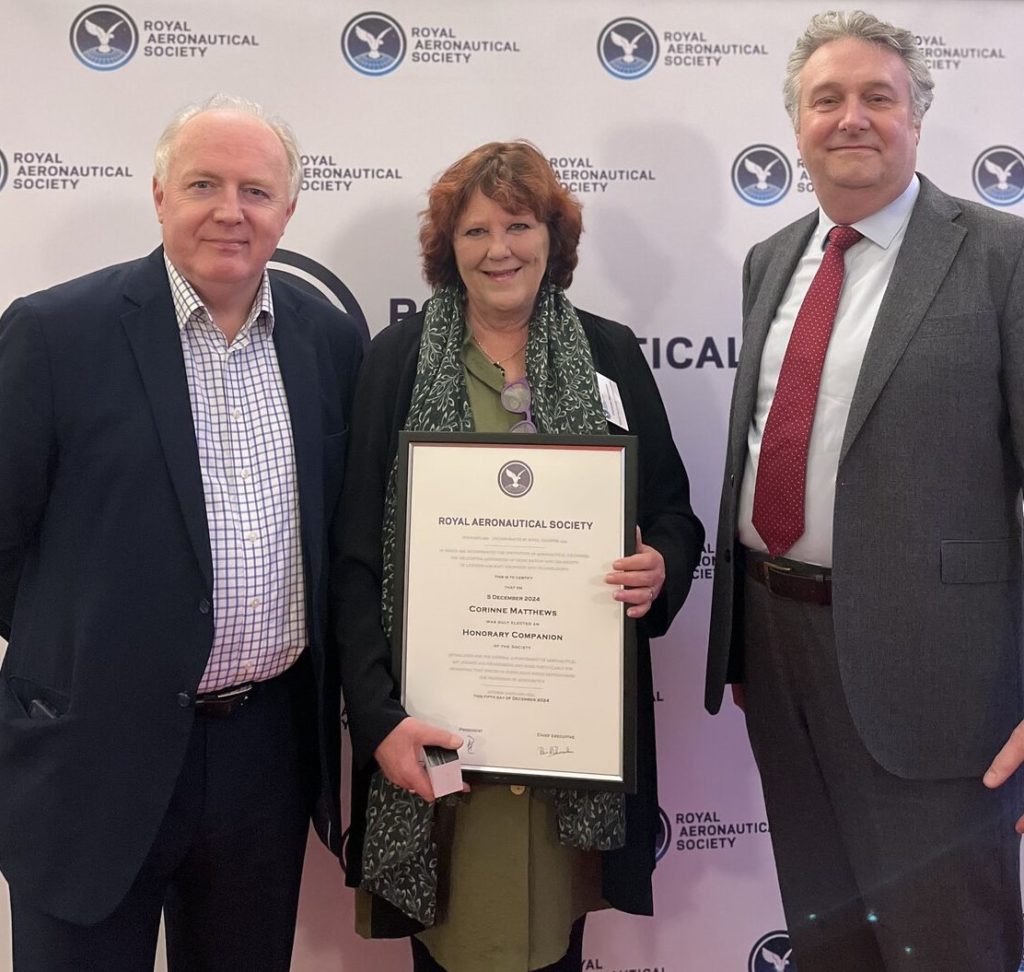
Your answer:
[483,267,521,281]
[206,239,248,248]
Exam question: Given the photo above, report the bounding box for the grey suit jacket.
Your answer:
[706,175,1024,780]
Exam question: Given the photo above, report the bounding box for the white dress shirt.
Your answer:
[166,257,307,692]
[737,175,920,567]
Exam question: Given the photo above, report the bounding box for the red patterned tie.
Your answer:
[751,225,862,557]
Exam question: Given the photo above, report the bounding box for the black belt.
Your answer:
[193,681,257,717]
[746,555,832,606]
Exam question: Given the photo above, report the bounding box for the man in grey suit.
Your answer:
[706,10,1024,971]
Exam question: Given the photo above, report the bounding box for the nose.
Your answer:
[486,232,512,259]
[213,188,244,223]
[838,96,870,132]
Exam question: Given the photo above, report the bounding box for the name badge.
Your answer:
[596,373,628,430]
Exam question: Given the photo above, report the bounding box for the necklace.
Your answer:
[471,331,528,368]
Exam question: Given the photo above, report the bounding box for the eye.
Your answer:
[190,180,213,190]
[464,227,486,238]
[244,187,270,198]
[508,222,531,232]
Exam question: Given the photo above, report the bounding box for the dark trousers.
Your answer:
[410,915,586,972]
[10,660,317,972]
[743,573,1022,971]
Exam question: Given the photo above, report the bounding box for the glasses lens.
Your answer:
[501,379,531,413]
[501,378,535,433]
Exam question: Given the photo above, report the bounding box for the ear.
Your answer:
[153,176,165,223]
[283,195,297,226]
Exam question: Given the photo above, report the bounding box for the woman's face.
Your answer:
[452,189,550,325]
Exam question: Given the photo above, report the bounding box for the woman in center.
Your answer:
[335,141,703,972]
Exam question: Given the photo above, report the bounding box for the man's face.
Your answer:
[153,112,295,304]
[796,36,920,219]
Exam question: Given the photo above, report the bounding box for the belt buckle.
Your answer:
[194,682,254,716]
[760,560,792,596]
[213,683,253,701]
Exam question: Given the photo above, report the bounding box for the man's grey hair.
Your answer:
[783,10,934,130]
[153,93,302,200]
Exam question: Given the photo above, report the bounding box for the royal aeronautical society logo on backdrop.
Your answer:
[750,931,796,972]
[342,12,406,76]
[598,18,658,79]
[733,145,792,206]
[655,807,672,862]
[973,146,1024,207]
[0,150,8,193]
[70,5,138,70]
[268,249,369,343]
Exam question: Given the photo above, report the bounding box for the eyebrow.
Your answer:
[806,78,900,97]
[179,168,274,185]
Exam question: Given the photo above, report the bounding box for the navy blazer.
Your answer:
[0,247,363,923]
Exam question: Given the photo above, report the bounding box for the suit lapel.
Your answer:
[840,177,965,461]
[730,213,818,472]
[120,249,213,591]
[271,283,325,593]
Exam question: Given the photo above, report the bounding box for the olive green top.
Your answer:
[357,333,607,971]
[462,330,527,433]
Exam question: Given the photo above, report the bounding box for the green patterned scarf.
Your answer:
[361,282,627,926]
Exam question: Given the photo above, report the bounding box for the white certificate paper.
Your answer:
[393,432,637,790]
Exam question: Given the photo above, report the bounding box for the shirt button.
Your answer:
[231,408,243,421]
[509,785,526,796]
[177,692,192,708]
[198,599,211,614]
[249,597,261,608]
[240,470,251,482]
[245,531,259,543]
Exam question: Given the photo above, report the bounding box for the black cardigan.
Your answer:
[331,308,704,932]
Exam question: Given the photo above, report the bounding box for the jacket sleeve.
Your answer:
[330,325,415,768]
[586,313,705,638]
[0,299,57,639]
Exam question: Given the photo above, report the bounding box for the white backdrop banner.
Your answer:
[1,2,1022,970]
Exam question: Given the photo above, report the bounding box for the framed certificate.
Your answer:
[393,431,638,791]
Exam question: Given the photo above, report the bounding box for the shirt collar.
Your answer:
[816,173,920,251]
[163,255,275,336]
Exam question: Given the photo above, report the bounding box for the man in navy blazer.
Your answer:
[706,11,1024,972]
[0,95,363,970]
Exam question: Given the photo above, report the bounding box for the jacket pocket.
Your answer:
[3,676,70,719]
[940,537,1021,584]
